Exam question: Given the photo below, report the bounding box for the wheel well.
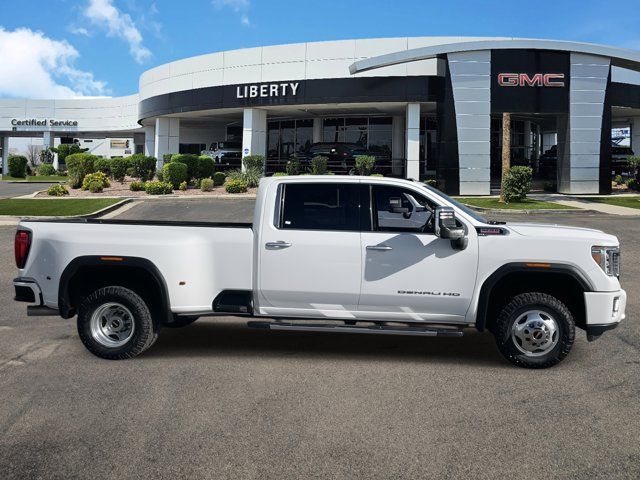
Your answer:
[59,259,170,323]
[479,271,587,332]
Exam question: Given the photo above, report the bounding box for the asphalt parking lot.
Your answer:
[1,199,639,479]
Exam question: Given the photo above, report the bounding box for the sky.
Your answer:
[1,0,640,99]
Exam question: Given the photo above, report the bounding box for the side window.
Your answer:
[280,183,361,231]
[372,185,434,233]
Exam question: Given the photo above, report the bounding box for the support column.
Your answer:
[143,126,155,157]
[312,118,323,143]
[1,137,9,176]
[242,108,267,169]
[154,118,180,169]
[523,120,532,160]
[405,103,420,180]
[632,117,640,159]
[392,115,405,176]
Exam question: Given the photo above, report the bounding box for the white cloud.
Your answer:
[213,0,251,27]
[0,27,108,99]
[83,0,151,63]
[69,26,90,36]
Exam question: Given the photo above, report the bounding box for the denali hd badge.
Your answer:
[398,290,460,297]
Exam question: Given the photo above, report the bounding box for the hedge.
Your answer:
[38,163,56,176]
[129,154,156,181]
[170,154,199,180]
[145,181,173,195]
[110,157,129,183]
[213,171,226,186]
[66,153,97,188]
[198,155,215,179]
[162,161,188,188]
[7,155,28,178]
[242,155,264,173]
[94,158,111,176]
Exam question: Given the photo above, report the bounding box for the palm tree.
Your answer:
[500,112,511,202]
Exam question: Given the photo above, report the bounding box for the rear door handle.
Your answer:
[366,245,393,251]
[265,241,292,249]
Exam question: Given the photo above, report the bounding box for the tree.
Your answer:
[51,144,88,165]
[26,144,42,168]
[499,112,511,203]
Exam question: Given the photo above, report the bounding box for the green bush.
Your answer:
[144,181,173,195]
[626,178,639,191]
[170,154,199,180]
[129,154,156,181]
[130,180,146,191]
[7,155,28,178]
[38,163,56,176]
[370,173,384,177]
[198,155,215,179]
[225,178,248,193]
[82,171,110,193]
[310,155,328,175]
[355,155,376,176]
[53,144,88,166]
[227,168,261,188]
[627,156,640,177]
[47,184,68,196]
[66,153,97,188]
[179,180,188,191]
[162,153,173,164]
[286,156,300,175]
[502,166,533,202]
[213,171,226,186]
[193,178,201,189]
[423,179,437,187]
[201,178,214,192]
[110,157,129,183]
[93,158,111,176]
[242,155,265,173]
[162,161,188,189]
[613,174,623,185]
[272,172,287,177]
[543,181,557,192]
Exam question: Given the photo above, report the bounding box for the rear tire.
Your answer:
[493,292,575,369]
[77,286,159,360]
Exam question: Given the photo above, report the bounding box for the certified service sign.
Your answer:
[11,119,79,127]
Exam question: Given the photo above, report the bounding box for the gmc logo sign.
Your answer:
[498,73,565,87]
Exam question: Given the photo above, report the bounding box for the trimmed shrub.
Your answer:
[170,154,199,180]
[355,155,376,176]
[94,158,111,176]
[38,163,56,176]
[110,157,129,183]
[613,175,623,186]
[370,173,384,177]
[129,154,156,181]
[423,179,437,187]
[82,171,110,193]
[162,153,173,164]
[53,144,88,166]
[179,180,188,191]
[310,155,328,175]
[7,155,28,178]
[286,156,300,175]
[502,166,533,202]
[201,178,214,192]
[198,155,215,179]
[272,172,287,177]
[66,153,97,188]
[225,179,248,193]
[628,156,640,179]
[47,184,68,196]
[626,178,639,191]
[130,180,146,191]
[242,155,265,173]
[213,171,226,186]
[162,161,188,189]
[144,181,173,195]
[193,178,201,189]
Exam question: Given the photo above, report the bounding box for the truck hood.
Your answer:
[506,222,619,245]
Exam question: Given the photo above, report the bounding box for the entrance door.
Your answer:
[257,181,365,319]
[358,184,479,323]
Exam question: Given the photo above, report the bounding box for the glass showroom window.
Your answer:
[322,117,393,156]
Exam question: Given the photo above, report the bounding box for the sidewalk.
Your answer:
[530,194,640,216]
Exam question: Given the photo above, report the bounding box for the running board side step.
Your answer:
[247,321,464,337]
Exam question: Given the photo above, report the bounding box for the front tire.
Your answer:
[77,286,159,360]
[494,292,575,369]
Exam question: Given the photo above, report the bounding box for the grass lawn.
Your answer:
[1,175,67,182]
[0,198,121,216]
[586,196,640,209]
[457,197,576,210]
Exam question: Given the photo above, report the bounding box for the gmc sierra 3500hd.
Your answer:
[13,176,626,368]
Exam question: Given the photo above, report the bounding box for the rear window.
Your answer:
[280,183,361,231]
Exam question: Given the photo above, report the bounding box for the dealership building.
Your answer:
[2,36,640,194]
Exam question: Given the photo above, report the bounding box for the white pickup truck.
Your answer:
[13,176,626,368]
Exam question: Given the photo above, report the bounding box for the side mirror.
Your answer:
[389,197,410,214]
[435,206,467,250]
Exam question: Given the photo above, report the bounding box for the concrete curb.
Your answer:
[0,198,133,225]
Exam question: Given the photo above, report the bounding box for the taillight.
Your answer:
[15,230,31,269]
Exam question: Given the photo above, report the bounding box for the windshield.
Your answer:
[419,183,488,224]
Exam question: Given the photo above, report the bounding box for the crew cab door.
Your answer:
[357,184,478,323]
[256,181,366,318]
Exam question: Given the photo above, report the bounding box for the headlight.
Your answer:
[591,246,620,277]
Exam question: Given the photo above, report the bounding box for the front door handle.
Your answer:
[265,241,292,249]
[366,245,393,251]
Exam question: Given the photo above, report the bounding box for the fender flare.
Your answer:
[58,255,171,321]
[475,262,594,332]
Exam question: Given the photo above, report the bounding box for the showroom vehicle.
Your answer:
[13,176,626,368]
[611,145,635,175]
[200,141,242,166]
[298,143,387,174]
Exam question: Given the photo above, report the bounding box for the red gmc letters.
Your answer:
[497,73,565,87]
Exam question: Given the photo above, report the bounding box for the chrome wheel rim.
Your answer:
[90,302,135,348]
[511,310,559,357]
